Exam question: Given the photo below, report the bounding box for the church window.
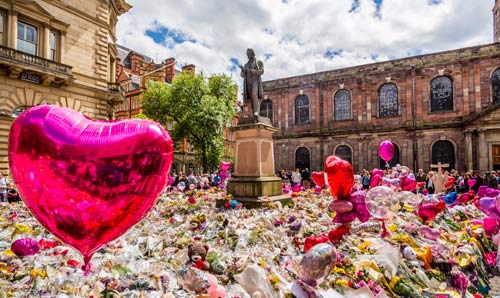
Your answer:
[430,76,453,112]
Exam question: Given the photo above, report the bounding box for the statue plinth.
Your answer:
[221,122,291,208]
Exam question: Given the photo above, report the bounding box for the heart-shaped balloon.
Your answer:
[9,105,174,272]
[220,161,231,172]
[478,197,500,221]
[369,169,384,188]
[324,156,354,199]
[303,234,329,252]
[483,217,499,236]
[400,176,416,192]
[478,185,488,198]
[311,171,325,187]
[329,199,354,213]
[467,179,476,188]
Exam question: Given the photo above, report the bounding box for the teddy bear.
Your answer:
[402,245,423,268]
[188,242,210,270]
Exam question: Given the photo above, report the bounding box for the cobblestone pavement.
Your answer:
[491,276,500,296]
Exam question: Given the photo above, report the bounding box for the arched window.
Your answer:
[295,147,310,170]
[12,106,28,119]
[430,76,453,112]
[334,89,351,121]
[432,140,455,170]
[379,83,398,117]
[335,145,352,165]
[260,99,273,122]
[379,143,400,168]
[295,95,309,124]
[492,68,500,103]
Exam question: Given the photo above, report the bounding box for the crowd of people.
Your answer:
[169,171,226,191]
[276,166,500,195]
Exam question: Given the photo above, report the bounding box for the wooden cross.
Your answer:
[430,162,450,173]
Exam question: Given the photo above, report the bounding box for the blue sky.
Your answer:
[117,0,492,86]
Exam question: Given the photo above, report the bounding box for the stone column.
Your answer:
[43,26,50,59]
[464,130,473,172]
[478,129,488,172]
[59,33,66,64]
[358,140,364,171]
[7,12,17,49]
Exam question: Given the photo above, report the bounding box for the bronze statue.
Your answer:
[240,48,264,117]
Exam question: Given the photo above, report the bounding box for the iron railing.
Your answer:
[0,44,72,75]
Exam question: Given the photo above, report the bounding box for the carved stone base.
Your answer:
[216,194,292,209]
[220,176,291,208]
[238,115,271,125]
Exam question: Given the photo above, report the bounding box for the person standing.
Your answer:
[362,170,371,190]
[0,173,8,202]
[416,169,427,183]
[291,168,302,186]
[301,168,311,188]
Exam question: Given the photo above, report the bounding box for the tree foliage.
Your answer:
[143,71,238,171]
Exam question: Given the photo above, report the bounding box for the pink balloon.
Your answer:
[379,140,394,162]
[494,233,500,247]
[483,217,499,236]
[467,179,476,188]
[329,199,354,213]
[209,285,226,298]
[206,273,219,293]
[220,161,231,171]
[478,185,488,197]
[382,177,401,190]
[11,238,40,257]
[401,176,417,192]
[8,105,174,273]
[478,197,500,221]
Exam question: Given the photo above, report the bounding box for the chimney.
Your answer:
[182,64,196,73]
[164,57,176,83]
[130,52,144,74]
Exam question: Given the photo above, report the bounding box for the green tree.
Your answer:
[143,71,238,172]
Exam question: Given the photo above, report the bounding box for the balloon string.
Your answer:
[83,254,92,276]
[380,220,390,238]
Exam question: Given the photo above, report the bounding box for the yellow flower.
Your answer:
[389,276,401,289]
[335,278,349,286]
[12,223,33,237]
[259,259,266,268]
[387,224,397,232]
[358,240,372,253]
[269,274,280,284]
[3,249,15,257]
[333,266,346,275]
[30,269,47,279]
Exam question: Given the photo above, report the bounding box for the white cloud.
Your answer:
[117,0,493,94]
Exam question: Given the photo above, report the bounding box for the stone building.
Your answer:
[0,0,131,173]
[114,46,238,174]
[263,3,500,174]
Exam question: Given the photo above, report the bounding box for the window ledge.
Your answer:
[428,109,455,114]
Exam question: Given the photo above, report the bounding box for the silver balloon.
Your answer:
[297,243,337,287]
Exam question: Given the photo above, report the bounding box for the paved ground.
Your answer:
[491,276,500,296]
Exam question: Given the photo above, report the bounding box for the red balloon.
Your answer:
[311,171,325,187]
[329,199,354,213]
[8,105,174,272]
[324,156,354,199]
[303,234,329,252]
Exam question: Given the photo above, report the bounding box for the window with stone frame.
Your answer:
[295,147,310,170]
[492,68,500,103]
[50,31,57,61]
[379,143,400,168]
[432,140,455,169]
[0,11,3,45]
[295,95,309,124]
[378,83,398,117]
[260,99,273,122]
[334,89,351,121]
[430,76,453,112]
[335,145,352,164]
[17,21,38,55]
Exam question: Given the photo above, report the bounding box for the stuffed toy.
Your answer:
[188,242,210,270]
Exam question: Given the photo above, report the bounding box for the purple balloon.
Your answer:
[478,197,500,221]
[382,177,401,190]
[478,185,488,197]
[298,243,337,287]
[486,188,500,198]
[11,238,40,257]
[379,140,394,162]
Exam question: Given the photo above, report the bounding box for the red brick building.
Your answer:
[263,4,500,174]
[113,45,237,173]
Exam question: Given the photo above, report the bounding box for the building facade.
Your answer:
[114,46,238,174]
[0,0,130,173]
[264,26,500,173]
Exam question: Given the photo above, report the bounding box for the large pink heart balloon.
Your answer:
[9,105,174,273]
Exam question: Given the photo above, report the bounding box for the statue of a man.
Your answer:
[240,48,264,117]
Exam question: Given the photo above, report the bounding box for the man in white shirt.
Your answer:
[0,173,8,202]
[292,168,302,186]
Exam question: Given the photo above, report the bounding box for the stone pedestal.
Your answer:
[223,122,291,208]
